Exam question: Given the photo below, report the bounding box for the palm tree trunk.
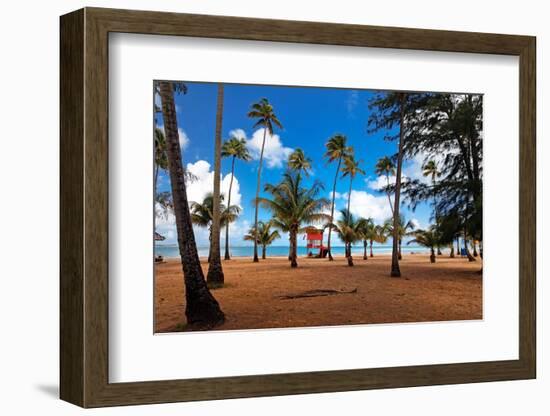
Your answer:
[290,227,298,268]
[262,245,267,260]
[472,240,478,257]
[370,241,374,257]
[450,245,455,258]
[398,239,403,260]
[347,243,354,266]
[253,128,268,263]
[433,178,442,256]
[154,164,159,195]
[463,228,476,262]
[206,83,225,286]
[327,156,342,261]
[363,241,367,260]
[224,156,236,260]
[386,174,394,216]
[430,248,436,263]
[346,176,353,217]
[158,81,224,328]
[391,93,406,277]
[456,236,460,256]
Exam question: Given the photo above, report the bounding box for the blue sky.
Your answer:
[155,81,433,247]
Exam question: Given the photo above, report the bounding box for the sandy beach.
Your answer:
[155,254,482,332]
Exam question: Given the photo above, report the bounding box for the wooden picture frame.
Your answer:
[60,7,536,408]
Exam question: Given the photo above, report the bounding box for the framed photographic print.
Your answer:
[60,7,536,408]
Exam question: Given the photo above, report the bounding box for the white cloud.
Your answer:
[346,90,359,115]
[186,160,242,208]
[328,191,344,200]
[246,128,293,169]
[228,128,246,140]
[155,159,244,247]
[178,128,189,150]
[155,124,190,150]
[410,218,421,229]
[348,190,393,223]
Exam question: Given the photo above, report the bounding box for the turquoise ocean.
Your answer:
[155,244,430,258]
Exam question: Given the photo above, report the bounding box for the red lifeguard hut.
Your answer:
[304,227,328,258]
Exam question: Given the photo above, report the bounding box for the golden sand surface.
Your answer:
[154,254,482,332]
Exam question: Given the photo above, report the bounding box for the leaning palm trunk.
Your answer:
[327,157,342,261]
[390,94,406,277]
[290,227,298,268]
[253,128,268,263]
[430,248,436,263]
[224,156,236,260]
[158,81,224,328]
[206,83,225,286]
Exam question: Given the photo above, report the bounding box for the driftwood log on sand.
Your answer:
[276,288,358,300]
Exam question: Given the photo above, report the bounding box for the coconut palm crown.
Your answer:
[329,209,364,266]
[288,148,313,176]
[383,214,416,260]
[257,172,330,268]
[243,220,281,260]
[407,226,440,263]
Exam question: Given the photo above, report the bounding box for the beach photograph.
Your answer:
[153,81,483,332]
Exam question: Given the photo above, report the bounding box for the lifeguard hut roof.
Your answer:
[304,226,324,240]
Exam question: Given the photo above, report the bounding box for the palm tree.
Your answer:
[207,83,225,286]
[324,134,351,261]
[356,217,374,260]
[286,148,312,260]
[422,160,442,255]
[190,193,241,260]
[243,220,281,259]
[248,98,283,263]
[374,156,396,216]
[407,227,440,263]
[288,148,312,176]
[330,209,362,266]
[258,172,330,268]
[341,153,365,215]
[368,92,410,277]
[373,225,388,257]
[158,81,224,328]
[383,215,415,260]
[221,134,251,260]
